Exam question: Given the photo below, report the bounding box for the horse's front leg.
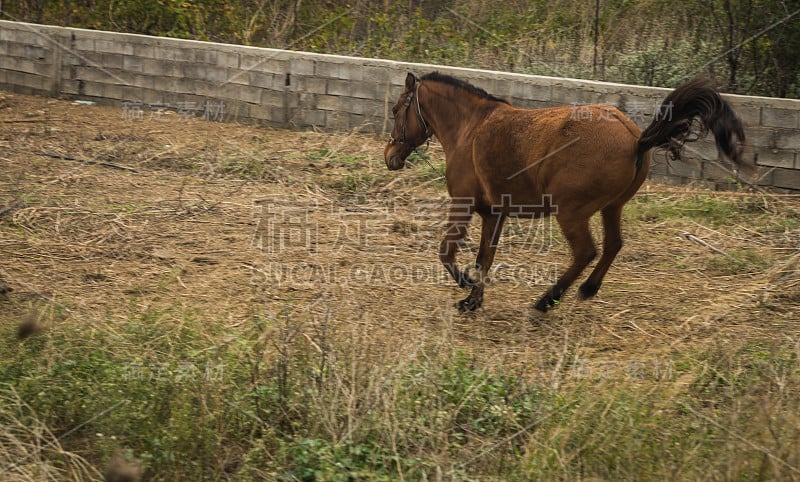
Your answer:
[458,213,506,312]
[439,199,475,288]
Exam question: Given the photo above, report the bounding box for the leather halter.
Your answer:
[388,83,432,147]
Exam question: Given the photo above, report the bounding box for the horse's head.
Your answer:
[384,72,431,170]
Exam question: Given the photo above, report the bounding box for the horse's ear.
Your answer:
[405,72,417,90]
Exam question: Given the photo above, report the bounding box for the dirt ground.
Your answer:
[1,91,799,380]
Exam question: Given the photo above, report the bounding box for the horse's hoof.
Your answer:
[534,294,559,313]
[457,296,481,312]
[577,281,600,300]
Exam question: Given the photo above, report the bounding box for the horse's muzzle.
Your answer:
[384,144,407,170]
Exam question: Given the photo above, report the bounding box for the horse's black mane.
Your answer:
[420,72,510,104]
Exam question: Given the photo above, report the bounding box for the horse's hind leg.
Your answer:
[534,214,597,312]
[578,204,623,299]
[439,200,475,288]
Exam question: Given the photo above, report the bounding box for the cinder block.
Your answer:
[202,66,231,84]
[761,107,798,129]
[489,80,514,99]
[132,43,155,58]
[776,130,800,150]
[74,64,131,84]
[157,77,194,94]
[141,88,164,104]
[96,53,124,70]
[733,105,760,128]
[7,83,43,96]
[211,83,237,103]
[338,62,364,82]
[154,46,194,62]
[667,158,702,179]
[297,108,326,127]
[239,53,266,71]
[348,113,374,132]
[0,27,14,41]
[325,110,349,130]
[684,140,719,161]
[596,92,623,109]
[122,55,143,73]
[102,83,126,100]
[755,149,796,168]
[386,68,412,86]
[72,36,94,51]
[649,173,677,185]
[5,69,44,89]
[648,160,668,176]
[32,60,52,76]
[248,71,277,89]
[342,97,384,117]
[551,84,596,105]
[702,161,737,182]
[316,94,340,111]
[752,167,775,186]
[81,80,106,97]
[236,85,262,104]
[192,49,216,64]
[222,68,257,86]
[295,91,312,108]
[60,78,80,94]
[362,65,390,84]
[4,57,35,74]
[260,89,285,108]
[773,167,800,190]
[316,61,344,79]
[62,50,82,66]
[119,85,144,102]
[326,79,378,99]
[247,103,268,120]
[468,77,493,94]
[191,80,215,97]
[290,75,326,94]
[289,58,315,76]
[141,58,179,77]
[23,44,47,60]
[253,56,288,75]
[268,105,289,125]
[129,74,154,89]
[94,39,134,56]
[1,28,43,46]
[216,52,239,69]
[741,126,777,149]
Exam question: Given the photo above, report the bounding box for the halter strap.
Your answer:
[413,83,432,140]
[388,82,432,146]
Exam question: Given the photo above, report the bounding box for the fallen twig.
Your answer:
[34,151,138,172]
[682,232,728,256]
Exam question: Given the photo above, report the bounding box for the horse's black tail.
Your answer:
[636,78,745,170]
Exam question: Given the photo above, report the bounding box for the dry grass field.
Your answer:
[1,91,800,480]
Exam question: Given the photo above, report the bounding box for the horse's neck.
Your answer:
[424,93,484,150]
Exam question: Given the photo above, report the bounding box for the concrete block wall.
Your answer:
[2,19,800,191]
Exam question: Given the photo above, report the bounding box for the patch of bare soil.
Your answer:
[1,91,799,380]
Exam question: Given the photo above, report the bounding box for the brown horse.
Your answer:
[384,72,744,313]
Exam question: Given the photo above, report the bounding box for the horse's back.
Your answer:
[472,103,644,214]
